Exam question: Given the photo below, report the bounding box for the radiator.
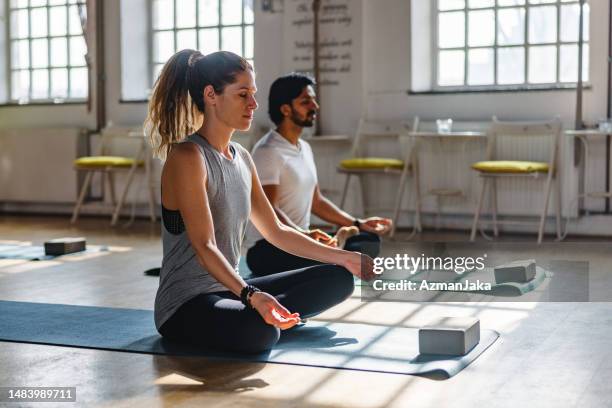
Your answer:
[347,132,578,218]
[413,135,565,216]
[0,128,86,203]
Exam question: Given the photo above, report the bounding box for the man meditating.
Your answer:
[245,73,392,276]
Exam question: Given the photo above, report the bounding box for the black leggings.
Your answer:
[158,264,354,354]
[246,231,381,277]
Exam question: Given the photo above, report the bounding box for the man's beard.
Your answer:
[290,109,316,127]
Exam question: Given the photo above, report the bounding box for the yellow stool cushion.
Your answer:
[74,156,144,169]
[471,160,550,173]
[340,157,405,170]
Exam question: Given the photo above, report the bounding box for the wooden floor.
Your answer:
[1,215,611,408]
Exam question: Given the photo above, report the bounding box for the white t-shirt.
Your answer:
[244,129,318,249]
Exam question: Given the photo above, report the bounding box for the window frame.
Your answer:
[432,0,590,92]
[5,0,89,104]
[148,0,255,87]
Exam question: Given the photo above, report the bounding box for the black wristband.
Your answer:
[353,218,361,229]
[240,285,260,309]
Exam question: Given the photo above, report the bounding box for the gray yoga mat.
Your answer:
[0,300,498,378]
[0,244,108,261]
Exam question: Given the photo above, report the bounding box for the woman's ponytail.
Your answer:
[145,49,201,160]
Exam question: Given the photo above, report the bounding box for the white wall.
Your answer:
[363,0,610,215]
[1,0,611,230]
[365,0,608,125]
[0,0,608,132]
[2,0,606,135]
[104,0,148,127]
[244,4,285,136]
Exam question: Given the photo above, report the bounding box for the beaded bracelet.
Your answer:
[240,285,260,309]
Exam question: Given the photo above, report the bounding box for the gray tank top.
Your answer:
[154,134,252,330]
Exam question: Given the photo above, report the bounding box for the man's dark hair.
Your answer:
[268,73,316,125]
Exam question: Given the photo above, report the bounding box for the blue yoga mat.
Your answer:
[0,244,108,261]
[0,300,498,378]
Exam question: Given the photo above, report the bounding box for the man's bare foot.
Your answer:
[334,226,360,248]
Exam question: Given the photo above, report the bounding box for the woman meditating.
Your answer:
[146,49,375,354]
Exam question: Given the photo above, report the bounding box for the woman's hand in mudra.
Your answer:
[342,252,376,282]
[250,291,301,330]
[306,229,337,247]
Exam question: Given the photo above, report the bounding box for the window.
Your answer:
[7,0,88,103]
[151,0,254,83]
[435,0,589,90]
